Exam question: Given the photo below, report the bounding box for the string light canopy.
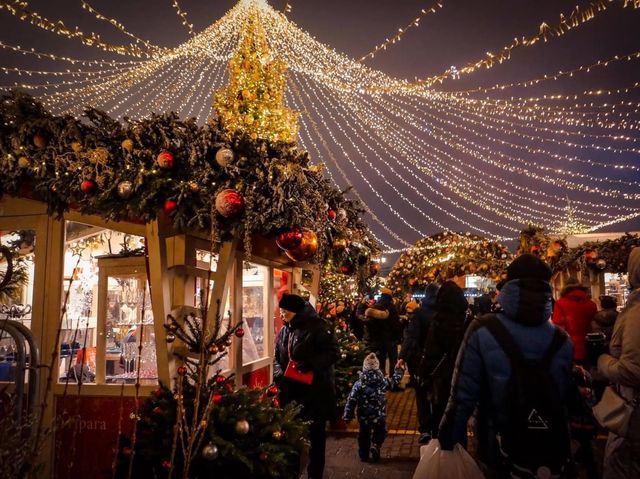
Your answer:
[0,0,639,253]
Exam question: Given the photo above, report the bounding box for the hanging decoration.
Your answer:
[553,233,640,274]
[387,232,513,293]
[518,225,568,269]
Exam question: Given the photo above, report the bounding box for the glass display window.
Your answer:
[0,229,36,382]
[241,262,269,365]
[604,272,630,309]
[59,221,156,385]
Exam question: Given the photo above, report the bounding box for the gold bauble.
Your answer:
[284,230,318,262]
[71,141,83,153]
[121,138,134,152]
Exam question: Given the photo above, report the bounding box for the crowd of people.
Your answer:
[272,249,640,479]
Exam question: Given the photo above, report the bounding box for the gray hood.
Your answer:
[629,247,640,290]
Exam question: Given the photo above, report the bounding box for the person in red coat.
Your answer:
[552,278,598,363]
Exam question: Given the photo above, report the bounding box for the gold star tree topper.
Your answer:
[213,8,298,143]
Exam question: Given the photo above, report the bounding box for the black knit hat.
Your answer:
[279,293,306,313]
[507,254,553,282]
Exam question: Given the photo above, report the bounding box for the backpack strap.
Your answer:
[483,315,566,369]
[483,315,525,366]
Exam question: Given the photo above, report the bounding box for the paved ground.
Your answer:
[323,383,421,478]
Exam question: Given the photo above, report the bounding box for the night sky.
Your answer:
[1,0,639,255]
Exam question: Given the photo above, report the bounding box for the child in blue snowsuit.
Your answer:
[343,352,405,462]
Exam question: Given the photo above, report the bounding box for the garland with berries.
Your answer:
[553,233,640,274]
[0,92,378,266]
[387,232,513,293]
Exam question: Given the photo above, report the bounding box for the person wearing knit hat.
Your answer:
[438,253,574,478]
[343,353,405,462]
[273,293,339,479]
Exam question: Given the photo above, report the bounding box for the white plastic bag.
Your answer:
[412,439,484,479]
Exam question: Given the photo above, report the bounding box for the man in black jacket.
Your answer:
[274,294,339,479]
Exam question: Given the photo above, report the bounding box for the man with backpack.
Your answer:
[438,254,574,478]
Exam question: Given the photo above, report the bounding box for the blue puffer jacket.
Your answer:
[439,278,574,449]
[343,367,404,424]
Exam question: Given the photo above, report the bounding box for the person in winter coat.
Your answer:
[363,288,400,375]
[416,281,468,441]
[343,353,405,462]
[592,295,618,346]
[397,283,440,441]
[597,248,640,479]
[552,277,598,364]
[438,254,574,478]
[273,294,339,479]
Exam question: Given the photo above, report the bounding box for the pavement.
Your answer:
[322,382,421,478]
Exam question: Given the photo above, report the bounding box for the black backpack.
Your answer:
[484,316,571,478]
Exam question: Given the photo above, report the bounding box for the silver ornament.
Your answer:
[596,259,607,270]
[215,148,234,167]
[235,419,250,435]
[202,443,218,461]
[166,332,176,343]
[117,181,133,199]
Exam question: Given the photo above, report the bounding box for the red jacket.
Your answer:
[552,289,597,361]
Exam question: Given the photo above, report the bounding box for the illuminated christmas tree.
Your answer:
[214,8,298,143]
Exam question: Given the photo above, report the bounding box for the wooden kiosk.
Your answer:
[0,195,319,476]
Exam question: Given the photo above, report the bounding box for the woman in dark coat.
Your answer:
[273,294,339,479]
[416,281,468,439]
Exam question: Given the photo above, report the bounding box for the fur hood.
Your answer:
[364,307,389,320]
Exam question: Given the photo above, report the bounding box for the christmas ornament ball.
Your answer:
[235,419,250,435]
[122,447,132,457]
[156,151,174,169]
[596,259,607,270]
[215,148,234,167]
[215,189,245,218]
[17,156,31,169]
[214,374,226,384]
[336,208,348,223]
[121,138,134,152]
[161,460,171,470]
[208,344,219,354]
[117,181,133,199]
[71,141,83,153]
[272,430,283,441]
[165,332,176,343]
[80,179,97,194]
[33,133,47,149]
[267,384,279,396]
[177,366,187,376]
[327,209,336,220]
[234,327,245,338]
[211,393,223,403]
[332,238,348,250]
[202,443,218,461]
[276,228,303,250]
[284,229,318,262]
[272,398,280,408]
[163,199,178,214]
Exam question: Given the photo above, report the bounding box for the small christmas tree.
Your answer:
[116,300,308,479]
[333,319,366,413]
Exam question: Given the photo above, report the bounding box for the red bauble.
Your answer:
[161,460,171,470]
[156,151,174,169]
[122,447,132,457]
[369,262,381,276]
[211,393,223,404]
[530,245,540,254]
[272,398,280,408]
[152,406,163,415]
[276,228,303,250]
[80,179,96,194]
[164,199,178,214]
[214,374,226,384]
[215,189,244,218]
[153,388,163,399]
[327,209,336,220]
[33,133,47,149]
[284,229,318,262]
[234,327,245,338]
[339,264,354,275]
[267,385,279,396]
[177,366,187,376]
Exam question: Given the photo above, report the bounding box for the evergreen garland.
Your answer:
[0,92,378,264]
[553,233,640,274]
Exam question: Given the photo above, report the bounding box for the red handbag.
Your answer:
[284,335,314,385]
[284,360,314,385]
